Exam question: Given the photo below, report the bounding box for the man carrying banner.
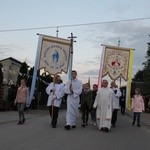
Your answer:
[64,70,82,130]
[46,75,65,128]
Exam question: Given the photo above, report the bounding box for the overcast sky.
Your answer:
[0,0,150,86]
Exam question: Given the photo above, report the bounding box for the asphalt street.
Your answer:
[0,110,150,150]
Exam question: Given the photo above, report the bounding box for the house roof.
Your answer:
[0,57,23,65]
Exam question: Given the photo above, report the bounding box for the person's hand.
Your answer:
[52,94,57,100]
[93,107,96,109]
[26,101,29,106]
[14,101,17,105]
[50,89,55,92]
[114,90,117,94]
[70,86,73,93]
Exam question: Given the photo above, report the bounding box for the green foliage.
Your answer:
[37,73,53,107]
[0,63,3,85]
[132,70,144,82]
[16,62,28,86]
[133,36,150,82]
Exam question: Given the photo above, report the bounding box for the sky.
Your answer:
[0,0,150,86]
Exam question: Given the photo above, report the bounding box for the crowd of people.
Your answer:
[14,70,145,132]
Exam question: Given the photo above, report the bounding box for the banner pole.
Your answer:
[68,33,76,80]
[127,49,133,110]
[98,45,105,89]
[28,34,43,106]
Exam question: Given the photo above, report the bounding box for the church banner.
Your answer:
[102,45,130,81]
[39,35,71,75]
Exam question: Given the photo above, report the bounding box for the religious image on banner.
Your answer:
[39,36,71,75]
[102,46,130,81]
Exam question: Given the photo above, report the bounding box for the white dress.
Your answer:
[64,78,82,126]
[93,87,113,130]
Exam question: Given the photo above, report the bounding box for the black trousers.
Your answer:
[90,109,96,122]
[111,109,118,126]
[81,102,90,124]
[120,101,125,115]
[49,106,59,126]
[133,112,141,124]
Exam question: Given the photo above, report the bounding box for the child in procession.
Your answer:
[131,88,145,127]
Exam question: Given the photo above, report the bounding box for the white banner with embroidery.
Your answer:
[39,35,71,75]
[102,46,130,81]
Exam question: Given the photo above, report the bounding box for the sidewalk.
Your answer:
[0,109,48,124]
[125,109,150,126]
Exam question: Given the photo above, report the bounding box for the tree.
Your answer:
[26,67,34,88]
[132,70,144,82]
[133,35,150,82]
[142,36,150,82]
[37,72,53,107]
[0,63,3,85]
[16,62,28,86]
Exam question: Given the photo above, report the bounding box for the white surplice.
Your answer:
[46,83,65,107]
[64,78,82,126]
[93,87,113,130]
[112,88,122,109]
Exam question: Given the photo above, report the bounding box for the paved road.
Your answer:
[0,110,150,150]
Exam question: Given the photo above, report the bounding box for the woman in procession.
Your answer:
[80,83,93,127]
[14,79,29,125]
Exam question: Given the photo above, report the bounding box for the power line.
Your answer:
[0,17,150,33]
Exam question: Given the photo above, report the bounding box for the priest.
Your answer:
[93,80,113,132]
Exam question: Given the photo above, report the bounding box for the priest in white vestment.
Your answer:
[64,70,82,130]
[93,80,113,132]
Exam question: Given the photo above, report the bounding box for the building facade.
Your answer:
[0,57,22,110]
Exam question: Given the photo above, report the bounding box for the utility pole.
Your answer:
[56,27,59,37]
[118,37,121,47]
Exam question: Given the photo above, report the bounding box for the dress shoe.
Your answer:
[22,118,25,124]
[72,125,76,128]
[52,125,56,128]
[81,124,85,128]
[104,127,109,132]
[132,122,135,126]
[64,125,70,130]
[17,121,22,125]
[100,127,105,131]
[137,124,141,127]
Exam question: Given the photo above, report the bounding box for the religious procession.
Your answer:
[1,34,145,133]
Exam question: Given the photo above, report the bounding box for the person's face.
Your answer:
[93,85,98,91]
[111,82,116,88]
[84,83,89,90]
[55,75,60,83]
[102,80,108,88]
[135,90,139,95]
[71,71,77,79]
[21,80,26,86]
